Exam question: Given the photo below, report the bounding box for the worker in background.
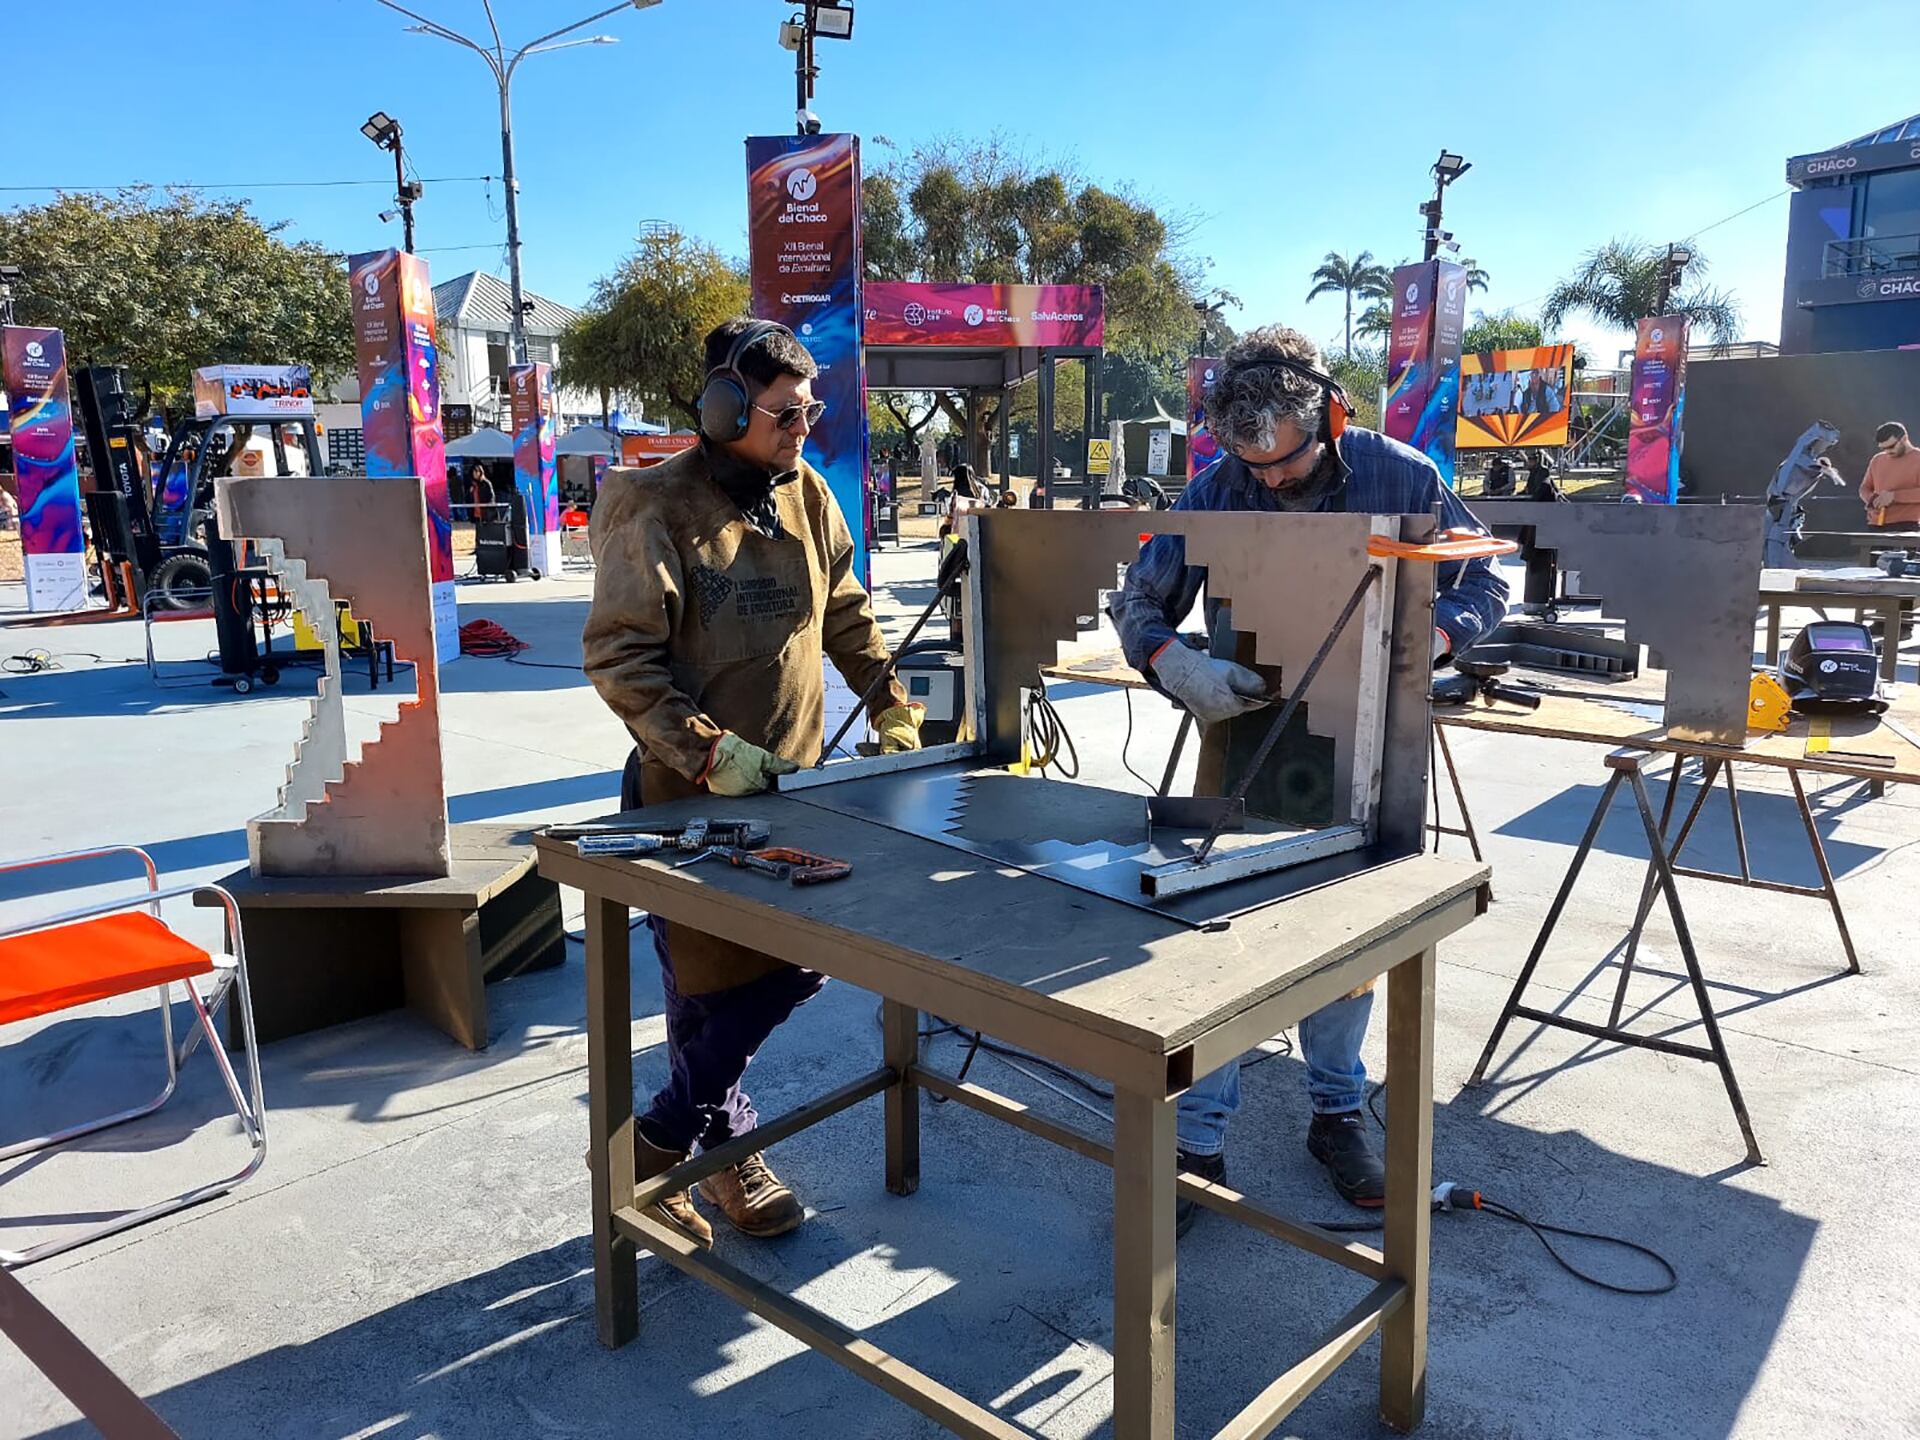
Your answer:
[583,317,924,1250]
[1863,421,1920,528]
[1109,325,1508,1233]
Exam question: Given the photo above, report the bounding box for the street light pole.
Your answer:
[377,0,660,365]
[392,137,417,252]
[1656,242,1693,315]
[1420,150,1471,263]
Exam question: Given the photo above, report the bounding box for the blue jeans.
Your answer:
[1175,991,1373,1157]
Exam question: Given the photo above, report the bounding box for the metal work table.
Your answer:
[1758,566,1919,682]
[539,790,1489,1440]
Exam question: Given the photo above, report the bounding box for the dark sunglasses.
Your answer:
[753,399,826,432]
[1235,429,1316,474]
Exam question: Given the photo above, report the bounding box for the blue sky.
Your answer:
[8,0,1920,364]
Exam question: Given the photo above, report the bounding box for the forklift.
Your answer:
[143,393,327,693]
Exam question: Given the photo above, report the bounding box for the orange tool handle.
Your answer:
[756,847,853,885]
[1368,528,1519,562]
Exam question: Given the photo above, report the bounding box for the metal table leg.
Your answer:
[1112,1088,1176,1440]
[1789,768,1862,975]
[1380,947,1435,1433]
[883,1000,921,1195]
[586,895,638,1348]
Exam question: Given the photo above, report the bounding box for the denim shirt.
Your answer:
[1107,426,1510,673]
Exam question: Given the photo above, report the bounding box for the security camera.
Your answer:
[798,109,823,135]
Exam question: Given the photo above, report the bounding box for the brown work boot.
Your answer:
[699,1151,805,1238]
[636,1133,714,1251]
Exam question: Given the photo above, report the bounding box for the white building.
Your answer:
[429,271,614,429]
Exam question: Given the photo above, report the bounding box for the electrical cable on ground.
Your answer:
[895,1012,1677,1298]
[1024,673,1078,778]
[457,618,582,671]
[3,649,138,674]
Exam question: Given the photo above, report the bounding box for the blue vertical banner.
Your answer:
[509,362,561,575]
[745,132,870,583]
[3,326,86,612]
[1382,259,1467,486]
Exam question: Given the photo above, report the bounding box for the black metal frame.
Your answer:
[1467,747,1766,1165]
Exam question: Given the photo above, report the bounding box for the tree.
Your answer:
[1461,309,1544,355]
[861,136,1206,459]
[1462,260,1490,293]
[1324,346,1386,431]
[1355,301,1393,344]
[1305,250,1392,358]
[560,228,748,427]
[0,189,351,413]
[1542,238,1740,345]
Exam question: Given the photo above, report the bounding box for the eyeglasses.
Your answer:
[1234,429,1316,474]
[753,400,826,432]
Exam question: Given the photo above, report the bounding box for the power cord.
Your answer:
[1119,687,1163,794]
[1024,673,1079,778]
[458,617,581,671]
[890,1007,1675,1297]
[1310,1083,1677,1296]
[3,649,138,674]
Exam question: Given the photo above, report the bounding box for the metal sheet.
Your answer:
[1470,501,1764,744]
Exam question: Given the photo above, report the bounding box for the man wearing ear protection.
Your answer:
[582,317,921,1248]
[1109,325,1507,1231]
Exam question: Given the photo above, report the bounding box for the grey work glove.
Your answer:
[1150,638,1269,724]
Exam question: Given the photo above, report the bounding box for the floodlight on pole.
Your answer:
[379,0,660,366]
[1657,241,1695,313]
[813,2,854,38]
[786,2,856,135]
[360,111,418,252]
[1420,147,1471,262]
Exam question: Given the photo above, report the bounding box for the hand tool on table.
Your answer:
[678,844,853,885]
[1431,657,1544,711]
[548,817,771,856]
[814,538,969,767]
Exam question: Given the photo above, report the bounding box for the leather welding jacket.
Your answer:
[582,441,905,993]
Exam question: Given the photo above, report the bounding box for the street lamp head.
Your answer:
[1669,243,1695,270]
[813,2,855,39]
[1433,150,1470,183]
[362,112,399,148]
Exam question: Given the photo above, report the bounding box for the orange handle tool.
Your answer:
[1368,527,1519,562]
[754,847,853,886]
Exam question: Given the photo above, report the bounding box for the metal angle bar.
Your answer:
[1213,1280,1406,1440]
[1142,825,1367,899]
[632,1067,894,1209]
[908,1065,1389,1282]
[774,741,983,792]
[1194,564,1383,863]
[1668,865,1827,899]
[613,1207,1032,1440]
[1508,1005,1718,1063]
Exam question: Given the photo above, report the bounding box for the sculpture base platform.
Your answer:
[200,824,565,1051]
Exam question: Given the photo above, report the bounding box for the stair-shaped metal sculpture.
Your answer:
[216,476,452,878]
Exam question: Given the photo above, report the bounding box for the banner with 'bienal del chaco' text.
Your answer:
[3,326,86,613]
[746,131,870,584]
[1383,260,1467,486]
[510,362,560,577]
[350,248,457,661]
[1626,315,1689,504]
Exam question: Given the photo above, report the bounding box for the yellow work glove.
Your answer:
[875,702,925,754]
[704,732,799,796]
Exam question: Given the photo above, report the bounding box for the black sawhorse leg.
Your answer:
[1610,756,1860,1021]
[1427,719,1487,874]
[1468,747,1764,1165]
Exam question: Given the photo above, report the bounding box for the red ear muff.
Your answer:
[1324,384,1351,442]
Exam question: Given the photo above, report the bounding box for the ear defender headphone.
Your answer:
[698,319,795,443]
[1262,355,1352,443]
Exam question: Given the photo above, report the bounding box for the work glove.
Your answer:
[1150,638,1269,725]
[704,732,798,797]
[875,702,925,754]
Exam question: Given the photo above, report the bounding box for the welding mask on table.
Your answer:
[1779,621,1886,714]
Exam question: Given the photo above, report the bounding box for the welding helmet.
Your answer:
[1778,621,1886,713]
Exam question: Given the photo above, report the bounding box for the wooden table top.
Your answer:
[209,823,542,909]
[537,791,1486,1060]
[1761,566,1920,599]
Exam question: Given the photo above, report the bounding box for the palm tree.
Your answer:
[1542,239,1740,345]
[1355,301,1394,343]
[1306,250,1392,357]
[1462,260,1490,293]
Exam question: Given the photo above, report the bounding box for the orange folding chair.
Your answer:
[0,846,267,1269]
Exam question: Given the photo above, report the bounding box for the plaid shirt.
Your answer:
[1108,426,1510,673]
